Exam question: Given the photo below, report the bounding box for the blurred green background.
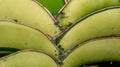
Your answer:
[37,0,65,16]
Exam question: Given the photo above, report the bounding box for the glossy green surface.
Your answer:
[0,50,59,67]
[0,21,59,59]
[58,7,120,51]
[63,37,120,67]
[0,0,61,37]
[57,0,120,28]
